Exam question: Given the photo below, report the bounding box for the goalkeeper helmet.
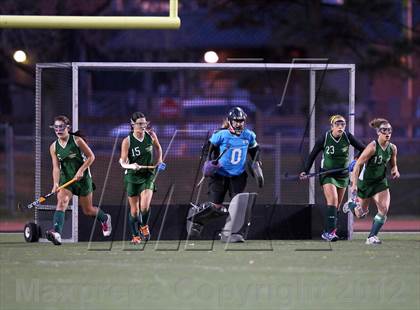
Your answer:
[227,107,247,135]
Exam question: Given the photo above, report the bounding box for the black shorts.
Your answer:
[208,172,247,204]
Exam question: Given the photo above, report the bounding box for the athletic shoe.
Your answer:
[342,200,358,215]
[365,235,382,245]
[355,206,369,219]
[321,232,331,241]
[321,229,339,242]
[46,230,62,246]
[102,214,112,237]
[329,229,339,241]
[139,225,150,241]
[220,233,245,243]
[130,236,141,244]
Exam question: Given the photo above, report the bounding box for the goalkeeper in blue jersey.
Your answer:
[207,107,260,205]
[187,107,262,242]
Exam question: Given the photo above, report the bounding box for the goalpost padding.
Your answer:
[35,62,356,242]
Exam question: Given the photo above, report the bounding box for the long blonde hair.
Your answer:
[221,118,230,129]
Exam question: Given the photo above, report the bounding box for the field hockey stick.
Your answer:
[196,146,230,187]
[137,165,156,169]
[120,159,167,175]
[284,167,349,180]
[138,164,167,171]
[26,178,77,209]
[119,159,157,170]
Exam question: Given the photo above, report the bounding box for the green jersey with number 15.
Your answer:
[125,132,154,182]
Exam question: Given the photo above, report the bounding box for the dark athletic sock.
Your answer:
[325,205,337,233]
[53,210,65,234]
[369,213,386,238]
[129,212,139,237]
[139,208,151,227]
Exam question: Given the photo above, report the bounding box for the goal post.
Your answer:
[35,62,356,242]
[0,0,180,29]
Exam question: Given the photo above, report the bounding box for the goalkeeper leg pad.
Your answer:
[186,202,228,237]
[186,221,204,238]
[187,202,228,224]
[220,193,257,243]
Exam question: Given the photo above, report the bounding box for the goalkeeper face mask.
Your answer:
[229,119,245,135]
[227,107,247,135]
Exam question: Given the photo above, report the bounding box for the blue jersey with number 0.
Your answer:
[209,129,257,176]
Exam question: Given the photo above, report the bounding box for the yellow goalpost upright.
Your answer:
[0,0,180,29]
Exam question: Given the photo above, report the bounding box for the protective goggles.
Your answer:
[131,120,149,128]
[49,124,68,132]
[333,120,346,126]
[379,127,392,134]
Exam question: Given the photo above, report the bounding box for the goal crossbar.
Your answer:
[37,62,354,71]
[35,61,356,241]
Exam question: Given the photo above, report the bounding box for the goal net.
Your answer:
[35,62,356,242]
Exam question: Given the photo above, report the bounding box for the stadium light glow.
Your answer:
[204,51,219,63]
[13,50,27,63]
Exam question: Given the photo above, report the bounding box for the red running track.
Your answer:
[1,219,419,233]
[353,218,420,232]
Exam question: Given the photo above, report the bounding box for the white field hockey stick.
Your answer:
[119,159,156,170]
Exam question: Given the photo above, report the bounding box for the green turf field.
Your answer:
[0,233,419,310]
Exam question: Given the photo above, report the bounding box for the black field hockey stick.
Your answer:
[284,167,349,180]
[25,178,77,209]
[195,145,230,188]
[189,132,211,203]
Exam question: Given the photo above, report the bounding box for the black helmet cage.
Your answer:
[228,107,247,134]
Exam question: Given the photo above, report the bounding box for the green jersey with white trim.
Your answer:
[321,131,350,171]
[359,141,393,183]
[55,135,90,181]
[125,131,154,183]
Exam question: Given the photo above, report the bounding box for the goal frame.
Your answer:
[35,62,356,242]
[0,0,180,29]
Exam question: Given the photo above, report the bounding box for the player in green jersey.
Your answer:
[351,118,400,245]
[300,114,365,241]
[119,112,164,244]
[45,115,111,245]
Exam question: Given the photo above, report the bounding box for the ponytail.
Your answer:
[221,118,230,129]
[69,130,87,143]
[369,118,389,129]
[53,115,88,142]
